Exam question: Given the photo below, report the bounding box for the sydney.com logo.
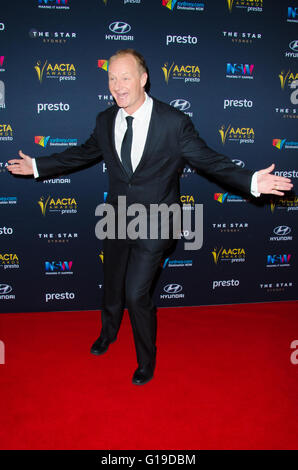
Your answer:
[162,0,204,11]
[272,138,298,150]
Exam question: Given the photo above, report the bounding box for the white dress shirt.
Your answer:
[114,92,153,172]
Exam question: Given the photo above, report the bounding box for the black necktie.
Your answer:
[121,116,134,177]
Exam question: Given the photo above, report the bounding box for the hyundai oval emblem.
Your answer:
[163,284,183,294]
[109,22,131,34]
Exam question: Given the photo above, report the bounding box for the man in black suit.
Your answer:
[8,49,293,385]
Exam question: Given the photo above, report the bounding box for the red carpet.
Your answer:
[0,302,297,450]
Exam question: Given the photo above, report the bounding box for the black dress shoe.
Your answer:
[90,336,115,355]
[132,364,155,385]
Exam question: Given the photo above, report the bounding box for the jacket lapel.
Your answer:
[132,99,161,177]
[107,106,131,178]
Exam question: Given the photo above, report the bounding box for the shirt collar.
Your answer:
[120,92,152,123]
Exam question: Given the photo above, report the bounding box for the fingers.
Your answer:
[258,163,275,175]
[7,165,23,174]
[273,179,293,188]
[19,150,27,159]
[270,180,293,195]
[271,190,285,196]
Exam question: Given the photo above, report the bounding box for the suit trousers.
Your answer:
[100,236,166,367]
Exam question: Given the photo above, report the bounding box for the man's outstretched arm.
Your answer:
[178,114,293,196]
[7,125,103,178]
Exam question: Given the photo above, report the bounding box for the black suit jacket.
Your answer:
[36,97,253,207]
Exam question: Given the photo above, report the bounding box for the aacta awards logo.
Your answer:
[226,0,263,13]
[38,196,77,216]
[212,247,246,264]
[279,70,298,90]
[0,253,20,269]
[219,124,254,145]
[270,197,298,213]
[34,60,76,83]
[0,124,13,142]
[162,0,204,11]
[162,61,200,84]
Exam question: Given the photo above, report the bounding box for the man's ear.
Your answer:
[141,72,148,88]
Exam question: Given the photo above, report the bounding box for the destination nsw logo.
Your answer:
[162,0,205,11]
[45,260,73,275]
[287,6,298,23]
[35,135,77,148]
[226,63,254,79]
[37,0,70,10]
[0,56,5,72]
[266,254,291,268]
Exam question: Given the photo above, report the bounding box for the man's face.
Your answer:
[108,54,147,115]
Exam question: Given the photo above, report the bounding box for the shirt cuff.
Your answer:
[32,158,39,178]
[250,171,260,197]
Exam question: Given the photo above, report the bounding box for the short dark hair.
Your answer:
[109,49,148,75]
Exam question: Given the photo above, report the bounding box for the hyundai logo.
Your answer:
[163,284,183,294]
[289,40,298,52]
[273,225,291,236]
[170,99,191,111]
[232,159,245,168]
[0,284,12,294]
[109,22,131,34]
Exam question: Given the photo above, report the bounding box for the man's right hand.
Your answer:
[7,150,34,175]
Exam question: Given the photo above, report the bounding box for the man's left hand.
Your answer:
[257,163,293,196]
